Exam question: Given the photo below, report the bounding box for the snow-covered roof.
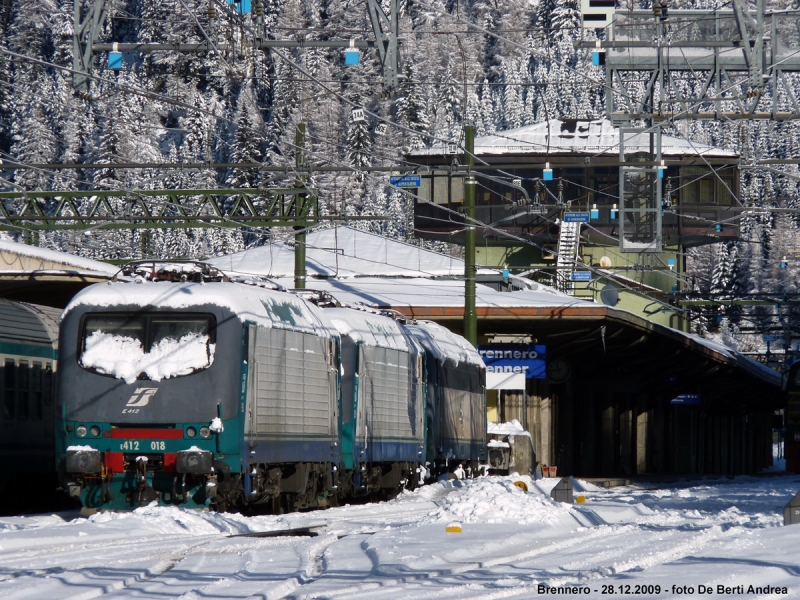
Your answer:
[324,307,411,352]
[409,119,738,158]
[0,240,118,275]
[405,320,484,367]
[262,277,776,386]
[63,282,336,337]
[683,332,782,387]
[269,277,579,311]
[207,226,500,279]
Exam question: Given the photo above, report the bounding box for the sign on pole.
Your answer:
[564,212,591,223]
[389,174,421,188]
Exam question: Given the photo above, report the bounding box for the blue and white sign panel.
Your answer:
[389,175,421,188]
[477,344,546,379]
[671,394,701,405]
[564,212,590,223]
[571,271,592,281]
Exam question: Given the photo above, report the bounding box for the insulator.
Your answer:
[256,1,263,16]
[208,3,216,19]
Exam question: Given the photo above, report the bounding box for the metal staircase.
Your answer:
[556,220,582,295]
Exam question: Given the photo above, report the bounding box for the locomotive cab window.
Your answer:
[79,313,216,381]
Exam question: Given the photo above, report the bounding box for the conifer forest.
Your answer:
[2,0,800,350]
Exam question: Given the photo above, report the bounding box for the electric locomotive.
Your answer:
[324,307,425,497]
[404,320,486,477]
[55,262,488,512]
[56,263,342,511]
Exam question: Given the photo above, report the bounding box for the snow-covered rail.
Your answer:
[0,475,798,599]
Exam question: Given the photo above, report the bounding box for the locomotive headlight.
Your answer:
[76,425,88,438]
[90,426,101,437]
[199,426,211,439]
[186,427,197,438]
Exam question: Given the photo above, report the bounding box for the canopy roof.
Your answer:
[409,119,738,158]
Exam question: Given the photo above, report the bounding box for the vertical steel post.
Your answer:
[463,125,477,347]
[294,123,307,289]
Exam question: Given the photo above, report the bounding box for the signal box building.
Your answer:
[407,119,741,327]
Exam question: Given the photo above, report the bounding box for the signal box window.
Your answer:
[680,167,736,206]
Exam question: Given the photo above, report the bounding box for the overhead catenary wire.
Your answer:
[2,0,796,322]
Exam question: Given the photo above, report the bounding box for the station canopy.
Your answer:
[207,226,779,399]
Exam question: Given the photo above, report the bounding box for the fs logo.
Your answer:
[122,388,158,414]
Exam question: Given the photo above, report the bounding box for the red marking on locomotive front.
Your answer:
[163,453,177,472]
[103,429,184,439]
[103,451,178,473]
[104,451,124,472]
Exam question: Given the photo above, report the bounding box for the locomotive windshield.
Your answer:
[79,313,216,383]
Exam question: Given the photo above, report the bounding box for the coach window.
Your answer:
[31,362,43,420]
[43,363,52,406]
[4,359,15,419]
[18,360,29,419]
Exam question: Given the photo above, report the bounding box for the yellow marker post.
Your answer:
[576,495,586,504]
[446,523,463,533]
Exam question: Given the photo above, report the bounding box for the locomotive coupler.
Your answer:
[135,456,157,505]
[135,456,148,486]
[205,473,218,501]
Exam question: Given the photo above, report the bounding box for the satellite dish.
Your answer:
[600,284,619,306]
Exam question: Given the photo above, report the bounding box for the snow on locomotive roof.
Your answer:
[63,282,335,336]
[324,308,410,351]
[405,320,483,367]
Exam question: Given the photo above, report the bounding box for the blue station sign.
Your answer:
[389,174,421,188]
[477,344,546,379]
[571,271,592,282]
[564,212,590,223]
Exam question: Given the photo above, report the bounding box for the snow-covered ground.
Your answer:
[0,474,798,599]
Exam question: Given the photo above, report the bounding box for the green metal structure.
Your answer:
[0,187,319,231]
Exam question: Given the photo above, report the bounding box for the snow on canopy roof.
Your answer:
[405,320,484,367]
[270,277,578,310]
[409,119,738,158]
[63,281,336,336]
[683,331,782,386]
[0,240,118,275]
[324,307,410,352]
[267,277,777,387]
[206,226,475,279]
